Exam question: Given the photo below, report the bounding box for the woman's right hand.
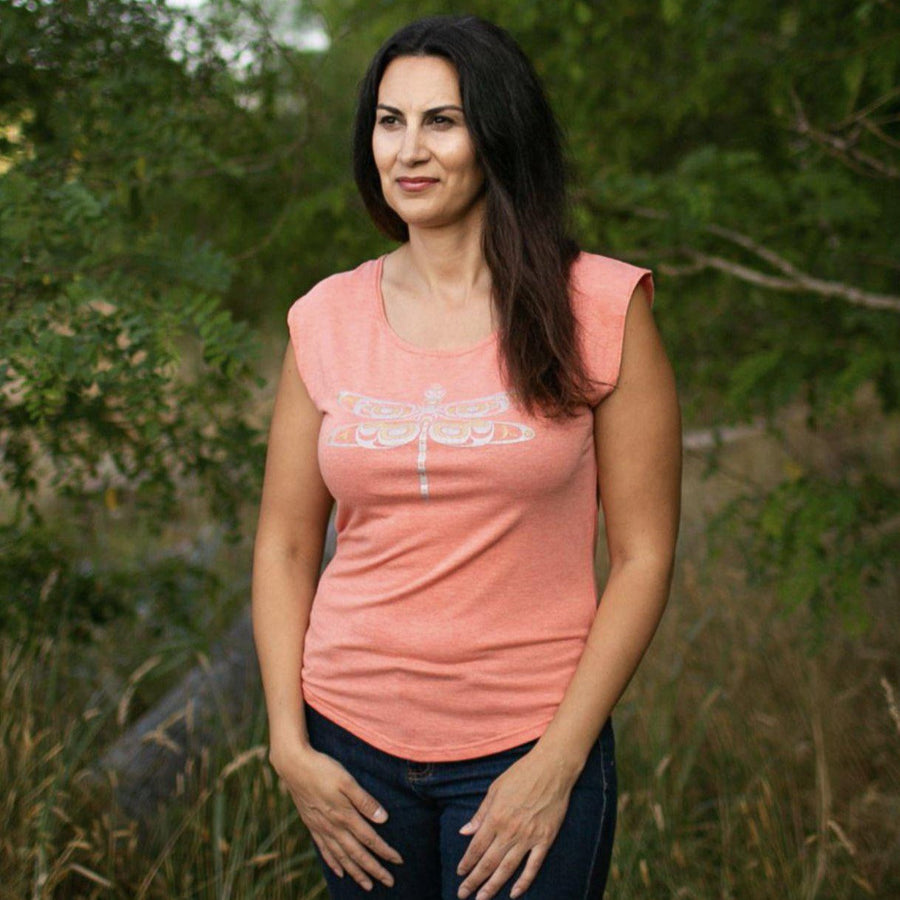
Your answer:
[271,742,403,890]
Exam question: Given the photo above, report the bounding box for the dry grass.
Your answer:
[0,637,324,899]
[607,559,899,898]
[2,407,898,898]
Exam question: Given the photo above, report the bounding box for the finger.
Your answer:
[510,843,551,899]
[467,846,525,900]
[459,795,492,836]
[333,831,396,889]
[456,823,494,878]
[326,836,382,892]
[343,778,389,825]
[458,837,520,900]
[293,786,402,877]
[312,834,344,879]
[457,799,497,876]
[349,815,404,865]
[339,779,403,863]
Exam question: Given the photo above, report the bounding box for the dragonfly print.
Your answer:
[328,384,535,498]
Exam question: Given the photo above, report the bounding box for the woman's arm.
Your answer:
[252,345,332,753]
[456,280,681,900]
[537,276,681,769]
[252,344,402,890]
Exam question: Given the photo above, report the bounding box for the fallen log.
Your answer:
[92,526,337,824]
[94,608,257,822]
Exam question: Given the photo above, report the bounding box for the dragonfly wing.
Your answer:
[428,419,534,446]
[440,392,510,420]
[329,421,421,449]
[489,421,536,443]
[337,391,419,420]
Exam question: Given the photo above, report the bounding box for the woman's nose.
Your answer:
[398,124,429,165]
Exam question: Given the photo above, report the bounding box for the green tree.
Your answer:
[0,0,286,631]
[0,0,273,529]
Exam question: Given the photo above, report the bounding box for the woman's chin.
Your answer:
[387,203,484,235]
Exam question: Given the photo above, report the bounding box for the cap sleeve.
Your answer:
[570,253,654,406]
[286,289,325,409]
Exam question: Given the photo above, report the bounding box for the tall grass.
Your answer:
[600,431,900,899]
[0,634,324,899]
[608,558,899,899]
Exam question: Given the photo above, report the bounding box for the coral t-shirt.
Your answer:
[287,251,652,761]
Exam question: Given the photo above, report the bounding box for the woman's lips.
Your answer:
[397,177,438,192]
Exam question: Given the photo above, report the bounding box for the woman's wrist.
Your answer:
[267,713,311,756]
[268,728,315,774]
[530,730,590,785]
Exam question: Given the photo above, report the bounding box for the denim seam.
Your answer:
[581,733,610,900]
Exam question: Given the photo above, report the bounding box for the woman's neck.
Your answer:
[400,204,491,307]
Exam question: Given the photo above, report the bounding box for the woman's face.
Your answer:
[372,55,485,232]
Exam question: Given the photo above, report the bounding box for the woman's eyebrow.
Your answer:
[375,103,465,116]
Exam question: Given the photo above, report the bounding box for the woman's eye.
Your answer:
[377,115,399,126]
[430,115,453,127]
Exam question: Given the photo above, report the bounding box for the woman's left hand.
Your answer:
[456,742,580,900]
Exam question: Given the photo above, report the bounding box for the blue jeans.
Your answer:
[304,703,617,899]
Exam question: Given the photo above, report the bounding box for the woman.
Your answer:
[252,14,680,900]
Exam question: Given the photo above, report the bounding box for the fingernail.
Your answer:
[457,889,469,900]
[362,879,373,891]
[373,806,387,823]
[459,822,473,834]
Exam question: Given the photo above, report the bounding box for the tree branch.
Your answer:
[789,88,900,179]
[611,206,900,313]
[667,249,801,292]
[701,224,900,312]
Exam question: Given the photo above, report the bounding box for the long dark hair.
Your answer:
[353,15,593,416]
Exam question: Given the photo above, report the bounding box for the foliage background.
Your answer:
[1,0,898,897]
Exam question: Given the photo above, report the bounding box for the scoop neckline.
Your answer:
[372,254,499,357]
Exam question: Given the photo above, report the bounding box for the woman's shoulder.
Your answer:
[288,256,380,320]
[570,252,655,399]
[285,257,382,391]
[570,251,652,301]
